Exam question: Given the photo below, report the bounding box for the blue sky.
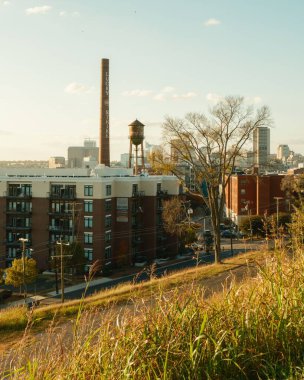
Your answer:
[0,0,303,161]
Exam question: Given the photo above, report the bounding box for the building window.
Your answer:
[240,189,246,195]
[84,200,93,213]
[105,199,112,212]
[84,248,93,262]
[84,232,93,244]
[157,183,161,193]
[132,184,138,196]
[84,216,93,228]
[105,231,111,243]
[105,246,112,260]
[84,185,93,196]
[105,215,112,228]
[106,185,112,196]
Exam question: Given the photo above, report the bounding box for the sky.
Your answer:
[0,0,303,161]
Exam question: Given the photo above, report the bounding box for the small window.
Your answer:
[84,248,93,261]
[105,246,112,259]
[105,215,112,228]
[84,232,93,244]
[105,231,111,243]
[132,184,138,196]
[240,189,246,195]
[106,185,112,196]
[84,200,93,213]
[84,185,93,196]
[84,216,93,228]
[105,199,112,212]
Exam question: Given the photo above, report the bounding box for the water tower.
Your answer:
[128,119,145,174]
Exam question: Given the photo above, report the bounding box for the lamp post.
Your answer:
[187,207,193,228]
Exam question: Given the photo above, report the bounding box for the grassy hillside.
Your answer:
[2,248,304,379]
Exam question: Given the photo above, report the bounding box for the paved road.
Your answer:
[59,239,263,300]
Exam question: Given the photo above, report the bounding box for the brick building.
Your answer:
[0,167,179,271]
[225,173,288,225]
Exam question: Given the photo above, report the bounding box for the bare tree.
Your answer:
[157,96,272,263]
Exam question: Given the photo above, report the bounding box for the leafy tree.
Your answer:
[239,215,264,237]
[281,174,304,209]
[68,242,87,275]
[0,268,4,285]
[162,196,197,248]
[5,257,38,292]
[155,96,271,262]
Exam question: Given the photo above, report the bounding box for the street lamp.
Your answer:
[187,207,193,228]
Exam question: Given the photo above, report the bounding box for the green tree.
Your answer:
[162,197,197,249]
[239,215,264,237]
[281,174,304,209]
[156,96,271,262]
[0,268,4,285]
[5,257,38,293]
[68,242,87,275]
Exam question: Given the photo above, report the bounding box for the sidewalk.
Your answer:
[47,276,112,297]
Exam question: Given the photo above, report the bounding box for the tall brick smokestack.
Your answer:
[99,58,110,166]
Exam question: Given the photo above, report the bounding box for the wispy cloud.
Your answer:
[65,82,94,94]
[206,93,223,103]
[162,86,175,93]
[59,10,80,17]
[0,1,11,6]
[122,89,153,97]
[243,96,263,105]
[26,5,52,15]
[172,92,197,100]
[153,93,166,101]
[204,18,221,27]
[154,87,197,101]
[123,86,197,101]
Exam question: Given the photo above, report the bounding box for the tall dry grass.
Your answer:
[2,247,304,379]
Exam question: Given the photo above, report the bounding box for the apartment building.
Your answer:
[225,173,288,225]
[0,167,179,271]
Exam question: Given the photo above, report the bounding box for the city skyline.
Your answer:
[0,0,303,161]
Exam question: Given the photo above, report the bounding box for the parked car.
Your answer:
[203,230,214,253]
[220,230,238,238]
[134,256,148,267]
[179,247,195,256]
[191,242,203,251]
[0,289,12,303]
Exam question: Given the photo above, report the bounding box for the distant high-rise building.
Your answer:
[277,144,290,161]
[253,127,270,167]
[67,139,99,168]
[49,156,65,169]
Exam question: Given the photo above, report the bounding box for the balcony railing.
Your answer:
[6,225,32,231]
[48,191,77,200]
[157,190,168,197]
[6,208,32,215]
[6,192,32,199]
[132,191,145,198]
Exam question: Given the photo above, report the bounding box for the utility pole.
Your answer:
[55,239,71,303]
[244,201,253,241]
[19,237,28,303]
[274,197,283,238]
